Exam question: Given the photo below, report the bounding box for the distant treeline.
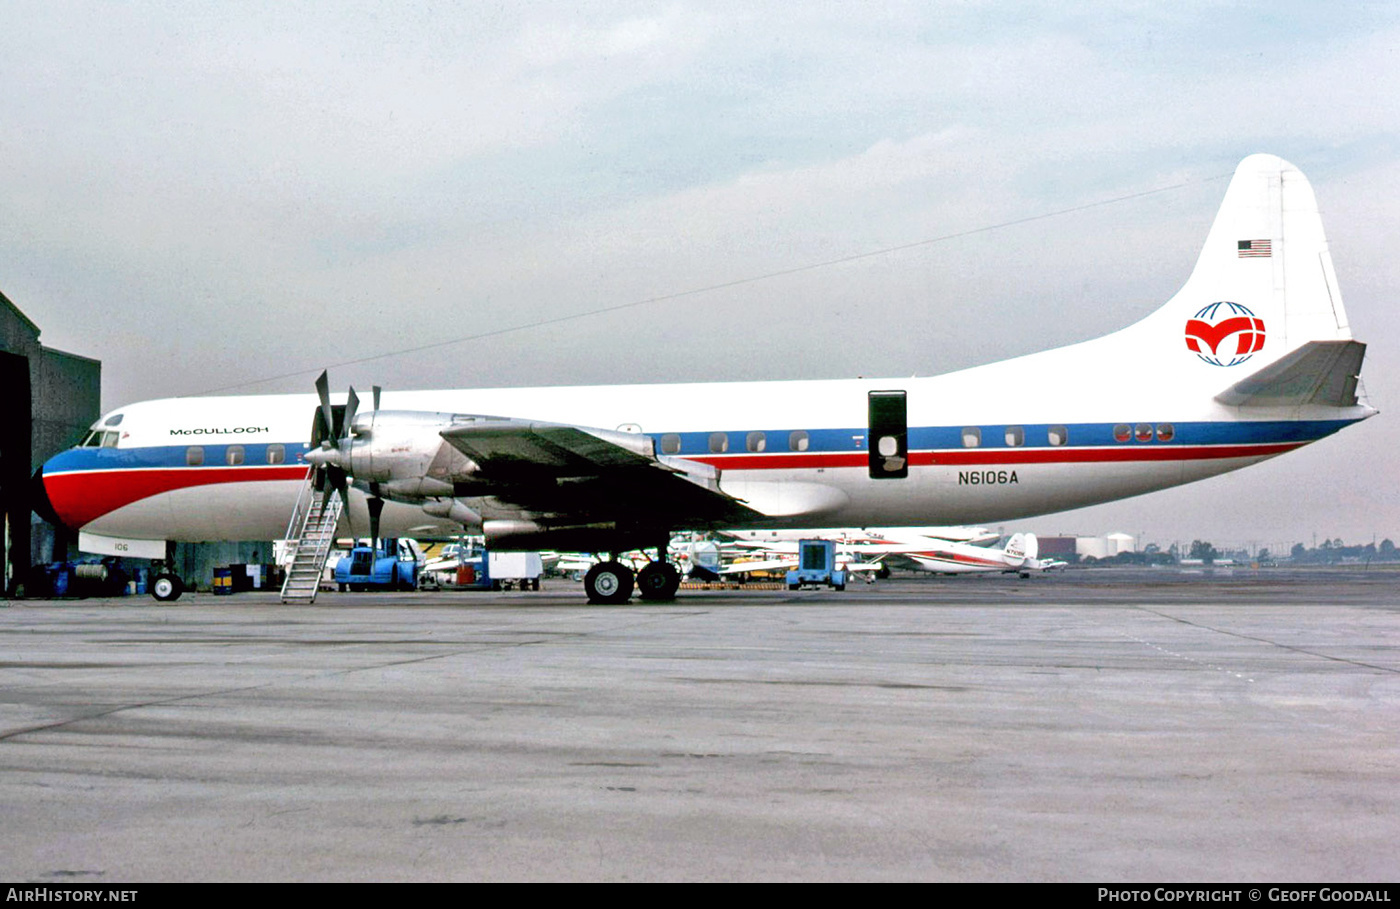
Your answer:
[1074,538,1397,566]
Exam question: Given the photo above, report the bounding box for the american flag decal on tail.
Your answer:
[1238,239,1272,257]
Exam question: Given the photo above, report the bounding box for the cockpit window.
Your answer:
[81,431,102,447]
[103,414,124,427]
[100,432,119,448]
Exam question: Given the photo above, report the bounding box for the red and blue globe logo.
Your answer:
[1185,301,1265,367]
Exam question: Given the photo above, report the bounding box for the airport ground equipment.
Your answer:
[420,546,544,590]
[419,542,491,590]
[334,538,422,591]
[785,539,847,591]
[280,485,344,603]
[487,551,543,590]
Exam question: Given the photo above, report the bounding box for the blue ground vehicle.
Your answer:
[334,539,423,591]
[785,539,847,591]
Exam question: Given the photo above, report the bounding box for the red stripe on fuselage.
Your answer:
[42,441,1303,529]
[911,551,1003,567]
[44,466,310,529]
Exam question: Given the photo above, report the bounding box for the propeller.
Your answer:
[307,372,357,533]
[306,371,387,545]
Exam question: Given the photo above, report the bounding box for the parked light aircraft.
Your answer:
[720,526,1001,546]
[37,155,1374,602]
[726,530,1055,577]
[718,546,884,581]
[869,532,1056,577]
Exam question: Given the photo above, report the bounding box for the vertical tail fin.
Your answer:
[1003,532,1037,566]
[1053,154,1366,401]
[1172,153,1351,360]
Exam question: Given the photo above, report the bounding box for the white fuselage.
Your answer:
[42,357,1362,547]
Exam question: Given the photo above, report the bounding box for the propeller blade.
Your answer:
[330,465,351,510]
[315,371,334,445]
[343,386,360,440]
[372,385,381,414]
[367,496,384,544]
[325,464,355,539]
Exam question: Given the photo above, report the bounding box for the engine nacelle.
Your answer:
[344,411,478,487]
[421,498,484,530]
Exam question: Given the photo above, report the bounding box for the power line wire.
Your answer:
[195,171,1231,396]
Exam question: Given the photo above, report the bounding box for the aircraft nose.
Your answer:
[33,450,103,532]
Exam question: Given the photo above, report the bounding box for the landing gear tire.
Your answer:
[584,561,634,605]
[636,562,682,601]
[151,573,183,602]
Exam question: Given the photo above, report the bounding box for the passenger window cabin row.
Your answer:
[172,425,1177,466]
[961,423,1176,447]
[185,444,287,466]
[1113,423,1175,443]
[658,430,810,456]
[661,423,1179,456]
[961,425,1066,448]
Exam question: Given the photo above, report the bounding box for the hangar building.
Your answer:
[0,288,101,593]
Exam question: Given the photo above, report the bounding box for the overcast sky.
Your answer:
[2,1,1396,550]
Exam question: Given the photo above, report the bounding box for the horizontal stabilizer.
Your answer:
[1214,340,1366,407]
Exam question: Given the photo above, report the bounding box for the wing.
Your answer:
[719,558,794,575]
[440,419,764,528]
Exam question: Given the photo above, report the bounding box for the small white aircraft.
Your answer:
[38,155,1374,602]
[720,526,1001,546]
[868,532,1054,577]
[717,545,885,581]
[723,529,1052,577]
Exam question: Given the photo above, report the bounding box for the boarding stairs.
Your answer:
[280,476,344,603]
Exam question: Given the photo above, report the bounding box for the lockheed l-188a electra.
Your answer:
[37,154,1374,603]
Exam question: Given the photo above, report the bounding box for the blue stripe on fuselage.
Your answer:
[41,419,1359,475]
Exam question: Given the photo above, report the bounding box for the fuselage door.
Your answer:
[868,390,908,479]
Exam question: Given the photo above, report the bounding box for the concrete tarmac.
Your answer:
[1,568,1397,882]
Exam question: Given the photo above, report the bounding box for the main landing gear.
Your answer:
[582,540,683,605]
[636,561,682,601]
[583,561,634,605]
